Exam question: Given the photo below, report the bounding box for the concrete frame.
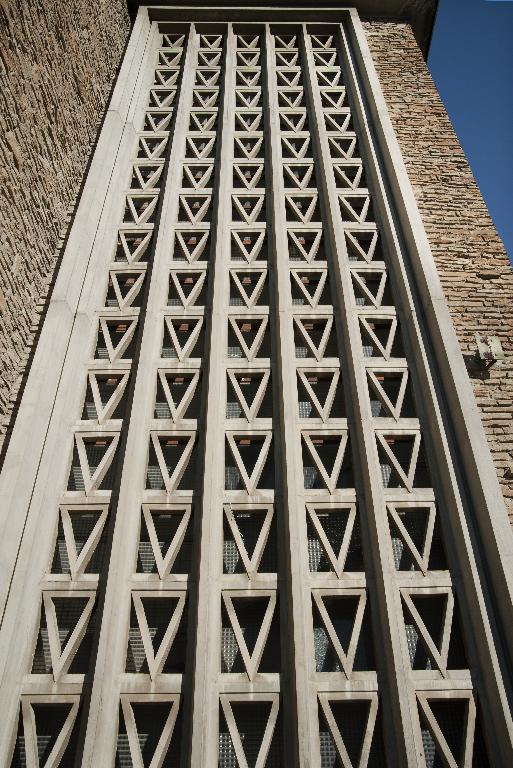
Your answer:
[0,5,512,767]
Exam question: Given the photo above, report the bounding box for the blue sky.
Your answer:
[428,0,513,261]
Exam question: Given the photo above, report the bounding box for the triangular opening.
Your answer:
[146,435,196,492]
[236,51,260,66]
[403,593,448,670]
[367,370,414,418]
[235,89,261,108]
[313,49,337,66]
[276,50,298,66]
[291,270,330,307]
[149,89,177,109]
[226,371,272,420]
[219,701,281,768]
[84,437,114,474]
[419,698,469,768]
[82,374,128,421]
[283,163,314,189]
[278,88,303,108]
[162,318,203,360]
[312,597,374,673]
[377,434,431,489]
[339,194,372,224]
[237,34,260,49]
[67,436,118,492]
[294,317,337,360]
[196,68,221,87]
[69,511,101,560]
[174,230,210,262]
[345,229,382,263]
[323,595,361,655]
[288,230,324,262]
[231,230,267,262]
[125,193,159,225]
[56,596,95,674]
[231,436,267,479]
[124,701,181,766]
[232,596,271,656]
[127,597,187,674]
[50,509,107,575]
[138,507,192,575]
[302,434,353,490]
[320,699,381,767]
[234,136,264,161]
[189,110,218,132]
[154,372,201,420]
[192,89,219,108]
[281,135,310,159]
[328,135,356,159]
[159,50,182,66]
[178,194,211,223]
[225,434,273,491]
[389,506,428,571]
[297,371,345,419]
[115,230,153,264]
[233,163,264,189]
[277,69,301,87]
[306,506,364,573]
[229,270,268,307]
[32,595,95,675]
[186,135,216,159]
[228,318,270,360]
[144,597,185,668]
[285,194,319,223]
[137,136,168,160]
[155,68,180,87]
[182,163,214,188]
[232,194,265,223]
[236,69,261,87]
[131,161,164,190]
[168,270,207,308]
[31,703,79,765]
[359,317,403,359]
[351,269,391,307]
[95,319,137,361]
[223,508,277,574]
[333,162,364,190]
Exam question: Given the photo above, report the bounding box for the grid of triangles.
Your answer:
[10,28,191,768]
[307,27,483,768]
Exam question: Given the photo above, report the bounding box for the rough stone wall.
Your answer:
[364,22,513,520]
[0,0,131,453]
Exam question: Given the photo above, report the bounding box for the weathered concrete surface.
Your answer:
[0,0,130,453]
[364,21,513,520]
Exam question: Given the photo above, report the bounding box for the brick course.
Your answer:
[0,0,130,453]
[364,21,513,519]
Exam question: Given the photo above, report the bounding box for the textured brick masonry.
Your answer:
[0,0,130,452]
[364,21,513,520]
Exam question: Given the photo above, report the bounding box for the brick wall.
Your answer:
[364,21,513,519]
[0,0,130,453]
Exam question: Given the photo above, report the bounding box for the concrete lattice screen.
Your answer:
[1,5,513,767]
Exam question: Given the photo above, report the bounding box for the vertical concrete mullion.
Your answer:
[300,25,419,767]
[190,23,236,768]
[81,24,199,766]
[264,24,319,768]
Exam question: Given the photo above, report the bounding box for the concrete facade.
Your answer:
[0,0,130,454]
[0,4,512,767]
